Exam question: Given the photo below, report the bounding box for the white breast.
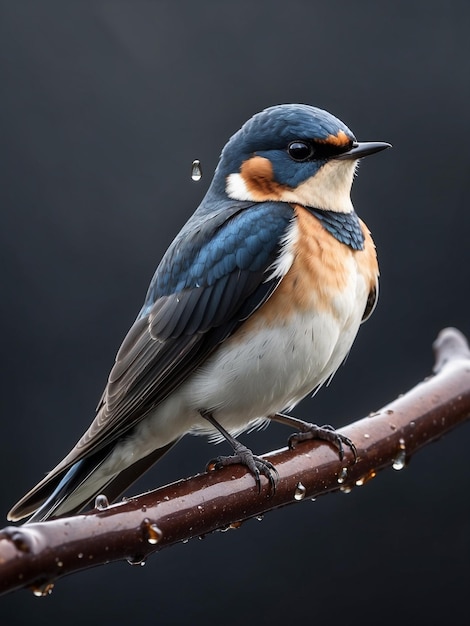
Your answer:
[182,257,369,438]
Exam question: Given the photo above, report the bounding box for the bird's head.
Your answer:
[212,104,390,214]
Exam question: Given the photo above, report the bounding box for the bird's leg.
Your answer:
[200,410,278,492]
[270,412,357,462]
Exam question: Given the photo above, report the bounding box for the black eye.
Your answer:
[287,140,314,162]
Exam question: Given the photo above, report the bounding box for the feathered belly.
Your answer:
[134,208,377,450]
[185,302,364,436]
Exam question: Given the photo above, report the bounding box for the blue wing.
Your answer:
[56,201,293,463]
[9,200,295,520]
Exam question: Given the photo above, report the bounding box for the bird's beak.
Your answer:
[335,141,392,160]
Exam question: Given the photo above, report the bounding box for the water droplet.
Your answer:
[399,437,406,450]
[127,556,146,566]
[310,497,317,502]
[141,518,163,545]
[294,482,306,500]
[77,553,84,559]
[340,485,352,494]
[191,159,202,181]
[337,467,348,484]
[355,469,377,486]
[182,539,189,544]
[363,433,370,439]
[141,505,147,513]
[32,581,54,597]
[392,449,406,471]
[55,559,63,568]
[94,494,109,511]
[228,521,243,530]
[255,515,264,522]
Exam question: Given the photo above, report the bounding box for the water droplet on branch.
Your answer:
[392,438,407,470]
[337,467,348,484]
[294,482,306,500]
[94,494,109,511]
[127,556,147,566]
[141,518,163,545]
[32,581,55,597]
[392,450,406,471]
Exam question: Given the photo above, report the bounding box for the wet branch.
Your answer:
[1,327,470,597]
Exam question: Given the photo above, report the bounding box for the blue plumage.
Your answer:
[218,104,356,190]
[145,202,292,300]
[8,103,389,523]
[308,208,365,251]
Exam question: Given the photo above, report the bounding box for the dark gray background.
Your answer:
[1,1,469,624]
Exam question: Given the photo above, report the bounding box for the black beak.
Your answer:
[335,141,392,160]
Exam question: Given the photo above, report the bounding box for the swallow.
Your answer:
[8,104,390,522]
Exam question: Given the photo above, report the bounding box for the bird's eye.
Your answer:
[287,141,314,162]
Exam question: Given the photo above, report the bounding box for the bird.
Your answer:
[8,103,390,523]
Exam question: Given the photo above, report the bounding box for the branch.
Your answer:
[1,327,470,596]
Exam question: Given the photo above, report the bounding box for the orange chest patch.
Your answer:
[240,205,379,330]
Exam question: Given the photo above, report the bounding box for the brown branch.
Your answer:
[1,327,470,597]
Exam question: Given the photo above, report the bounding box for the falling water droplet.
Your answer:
[255,515,264,522]
[337,467,348,484]
[94,494,109,511]
[32,581,55,597]
[191,159,202,181]
[294,482,306,501]
[392,449,406,471]
[141,518,163,545]
[340,485,352,494]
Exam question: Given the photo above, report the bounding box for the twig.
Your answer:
[1,327,469,597]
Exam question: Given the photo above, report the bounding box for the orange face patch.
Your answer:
[316,130,351,147]
[239,156,291,201]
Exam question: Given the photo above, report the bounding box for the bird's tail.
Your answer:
[8,440,178,523]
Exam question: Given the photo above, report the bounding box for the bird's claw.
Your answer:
[207,442,278,493]
[288,423,357,462]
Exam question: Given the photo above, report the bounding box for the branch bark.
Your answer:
[1,327,470,597]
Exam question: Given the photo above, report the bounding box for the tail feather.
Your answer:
[8,440,179,523]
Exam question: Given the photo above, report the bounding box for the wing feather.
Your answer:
[29,202,295,476]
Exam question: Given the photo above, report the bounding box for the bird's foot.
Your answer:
[207,441,278,493]
[288,423,357,462]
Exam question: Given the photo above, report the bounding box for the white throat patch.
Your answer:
[226,159,357,214]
